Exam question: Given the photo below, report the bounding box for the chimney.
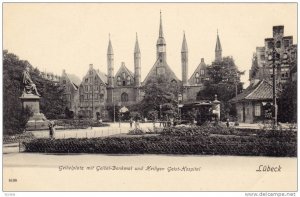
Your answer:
[89,64,93,69]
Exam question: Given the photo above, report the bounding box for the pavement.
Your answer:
[3,152,297,191]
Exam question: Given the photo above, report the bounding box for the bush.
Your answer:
[128,128,145,135]
[161,126,209,137]
[161,125,238,136]
[23,132,296,157]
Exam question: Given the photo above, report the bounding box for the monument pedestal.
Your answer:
[20,94,48,130]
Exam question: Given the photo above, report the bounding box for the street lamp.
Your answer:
[178,93,183,122]
[267,40,288,128]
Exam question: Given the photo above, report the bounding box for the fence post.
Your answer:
[19,139,21,153]
[86,132,87,138]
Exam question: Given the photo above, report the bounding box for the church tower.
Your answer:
[134,33,141,101]
[215,30,222,62]
[156,11,166,63]
[181,32,188,85]
[107,34,114,103]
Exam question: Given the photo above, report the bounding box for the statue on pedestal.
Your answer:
[20,64,47,131]
[22,65,41,96]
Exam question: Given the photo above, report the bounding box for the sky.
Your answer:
[3,3,297,87]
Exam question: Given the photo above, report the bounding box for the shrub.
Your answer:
[128,128,145,135]
[23,134,296,157]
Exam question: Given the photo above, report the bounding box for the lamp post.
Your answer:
[267,40,288,128]
[178,93,183,122]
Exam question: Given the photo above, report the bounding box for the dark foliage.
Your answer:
[3,50,66,135]
[140,75,180,118]
[24,127,296,156]
[278,80,297,123]
[197,57,244,120]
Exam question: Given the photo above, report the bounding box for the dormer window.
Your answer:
[200,70,205,75]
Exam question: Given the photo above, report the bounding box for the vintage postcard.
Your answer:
[2,2,297,194]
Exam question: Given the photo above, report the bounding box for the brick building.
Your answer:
[249,25,297,87]
[231,25,297,123]
[63,12,225,119]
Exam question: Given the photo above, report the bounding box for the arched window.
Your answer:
[200,70,205,75]
[117,76,121,86]
[195,72,200,84]
[127,76,131,85]
[121,92,128,102]
[122,72,126,79]
[99,94,104,102]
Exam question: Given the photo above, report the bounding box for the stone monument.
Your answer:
[20,65,48,130]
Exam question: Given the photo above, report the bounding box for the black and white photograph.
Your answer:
[2,2,298,194]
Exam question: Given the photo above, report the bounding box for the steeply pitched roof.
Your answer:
[215,33,222,51]
[142,59,180,85]
[67,74,81,87]
[95,69,108,84]
[188,58,206,85]
[107,37,113,55]
[62,72,81,90]
[230,80,281,103]
[114,62,135,85]
[134,33,140,53]
[181,32,188,52]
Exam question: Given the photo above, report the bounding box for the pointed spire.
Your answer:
[107,33,113,55]
[215,30,222,51]
[156,11,166,45]
[159,10,164,38]
[134,32,140,53]
[181,31,188,52]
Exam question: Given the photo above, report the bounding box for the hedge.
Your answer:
[23,133,296,156]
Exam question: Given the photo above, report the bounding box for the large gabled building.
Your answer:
[66,12,225,120]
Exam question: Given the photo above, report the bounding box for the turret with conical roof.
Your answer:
[107,34,114,88]
[134,33,141,88]
[156,11,166,63]
[215,30,222,62]
[181,32,188,85]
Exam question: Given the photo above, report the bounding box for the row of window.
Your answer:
[244,104,261,117]
[84,76,105,85]
[80,94,105,102]
[268,68,290,79]
[195,70,205,78]
[79,92,129,103]
[117,75,131,86]
[82,85,105,92]
[267,39,291,49]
